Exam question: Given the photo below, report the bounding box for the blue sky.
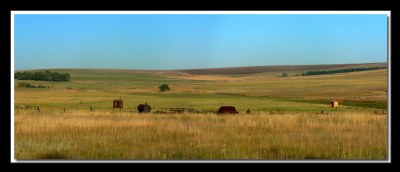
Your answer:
[14,14,388,70]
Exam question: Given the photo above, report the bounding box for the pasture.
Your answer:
[14,64,388,160]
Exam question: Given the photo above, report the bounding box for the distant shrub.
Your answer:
[17,82,26,87]
[37,84,47,88]
[18,82,32,88]
[17,82,48,88]
[282,73,288,77]
[159,84,170,92]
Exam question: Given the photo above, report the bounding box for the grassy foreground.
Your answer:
[14,66,388,160]
[15,111,387,160]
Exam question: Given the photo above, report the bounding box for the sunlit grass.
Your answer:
[15,111,387,160]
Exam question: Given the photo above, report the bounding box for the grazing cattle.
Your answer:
[137,103,151,113]
[217,106,238,114]
[113,100,123,109]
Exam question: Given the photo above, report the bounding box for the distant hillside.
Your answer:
[178,63,387,75]
[15,63,387,76]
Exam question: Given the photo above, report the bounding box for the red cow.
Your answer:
[217,106,238,114]
[113,100,123,109]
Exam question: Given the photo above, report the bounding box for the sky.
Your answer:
[14,13,388,70]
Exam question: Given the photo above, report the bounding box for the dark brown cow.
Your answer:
[217,106,238,114]
[113,100,123,109]
[137,103,151,113]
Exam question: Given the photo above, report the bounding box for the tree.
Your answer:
[159,84,170,92]
[282,72,288,77]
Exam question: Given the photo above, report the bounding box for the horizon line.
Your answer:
[14,62,387,72]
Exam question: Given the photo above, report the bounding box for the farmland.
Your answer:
[14,63,388,160]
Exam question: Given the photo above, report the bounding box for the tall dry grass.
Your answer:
[14,111,387,160]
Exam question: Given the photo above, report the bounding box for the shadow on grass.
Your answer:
[35,151,78,160]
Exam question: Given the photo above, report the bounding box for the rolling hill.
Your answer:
[177,62,387,75]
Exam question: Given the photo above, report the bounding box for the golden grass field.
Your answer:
[14,64,388,160]
[15,111,386,160]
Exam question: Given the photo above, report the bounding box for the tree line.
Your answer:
[300,66,387,76]
[14,70,70,81]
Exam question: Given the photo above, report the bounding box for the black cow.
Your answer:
[137,103,151,113]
